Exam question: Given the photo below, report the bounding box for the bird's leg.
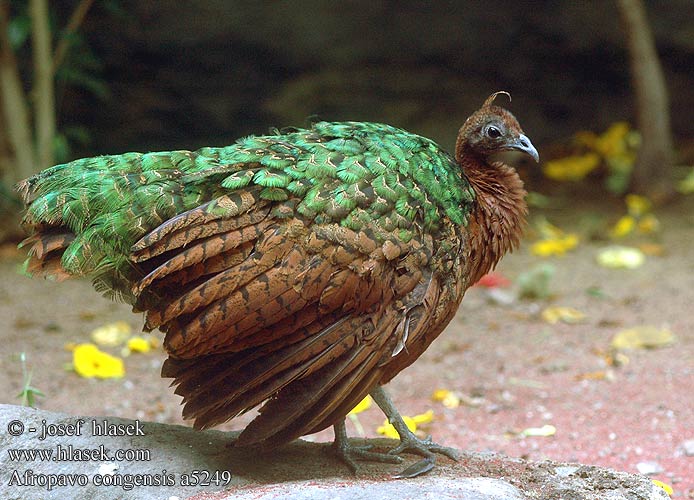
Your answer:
[331,419,403,474]
[370,385,460,478]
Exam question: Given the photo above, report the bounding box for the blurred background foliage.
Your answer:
[1,0,693,239]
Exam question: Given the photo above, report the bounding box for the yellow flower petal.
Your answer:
[432,389,451,402]
[610,215,635,238]
[433,390,461,408]
[412,410,434,425]
[625,194,651,217]
[542,153,600,181]
[652,479,673,496]
[531,235,579,257]
[594,122,630,157]
[73,343,124,379]
[377,416,416,439]
[126,336,151,353]
[573,130,599,149]
[541,306,585,325]
[348,395,372,415]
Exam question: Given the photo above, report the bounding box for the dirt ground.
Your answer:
[1,191,692,497]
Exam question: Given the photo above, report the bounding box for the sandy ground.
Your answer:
[1,193,692,497]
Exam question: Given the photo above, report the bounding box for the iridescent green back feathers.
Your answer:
[19,121,475,298]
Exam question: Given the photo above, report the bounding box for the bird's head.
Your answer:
[455,91,539,165]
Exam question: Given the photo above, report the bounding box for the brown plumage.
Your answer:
[19,91,537,476]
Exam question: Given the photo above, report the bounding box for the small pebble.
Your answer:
[636,461,664,475]
[485,288,515,305]
[680,439,694,456]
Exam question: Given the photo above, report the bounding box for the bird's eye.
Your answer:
[486,126,502,139]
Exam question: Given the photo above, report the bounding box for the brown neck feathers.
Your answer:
[464,161,527,285]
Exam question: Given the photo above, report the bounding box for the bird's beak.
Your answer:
[509,134,539,162]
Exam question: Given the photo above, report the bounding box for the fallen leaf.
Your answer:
[521,424,556,437]
[78,311,98,321]
[592,347,629,367]
[586,286,608,298]
[596,246,645,269]
[574,370,615,382]
[475,272,511,288]
[611,326,675,350]
[541,306,585,325]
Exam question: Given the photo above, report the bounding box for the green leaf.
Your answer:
[526,191,551,208]
[8,15,31,50]
[517,264,555,300]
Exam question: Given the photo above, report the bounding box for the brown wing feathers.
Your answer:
[129,185,437,445]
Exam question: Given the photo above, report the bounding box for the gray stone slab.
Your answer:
[0,404,668,500]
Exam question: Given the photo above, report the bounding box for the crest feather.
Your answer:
[483,91,511,108]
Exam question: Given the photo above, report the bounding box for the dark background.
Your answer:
[52,0,694,159]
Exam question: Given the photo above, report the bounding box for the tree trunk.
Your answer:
[31,0,55,171]
[0,2,36,185]
[617,0,675,202]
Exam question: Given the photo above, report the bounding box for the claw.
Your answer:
[331,420,404,474]
[394,456,435,479]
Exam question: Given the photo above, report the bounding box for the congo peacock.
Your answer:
[18,92,538,477]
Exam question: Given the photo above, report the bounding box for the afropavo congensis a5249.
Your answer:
[18,92,538,477]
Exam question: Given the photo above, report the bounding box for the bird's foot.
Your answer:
[387,432,460,478]
[331,420,403,474]
[370,386,459,478]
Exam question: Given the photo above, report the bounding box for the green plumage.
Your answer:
[20,121,475,298]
